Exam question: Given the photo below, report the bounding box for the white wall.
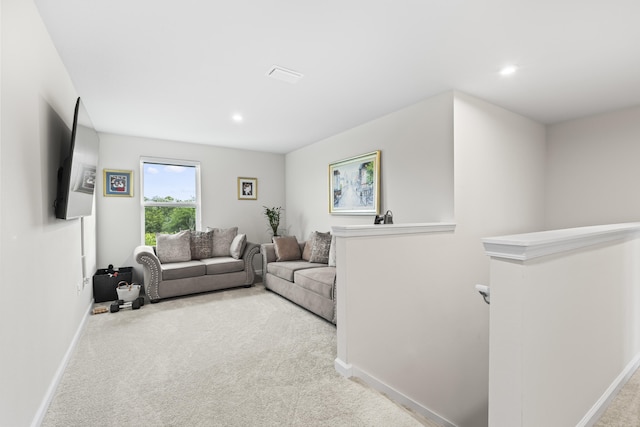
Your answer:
[545,106,640,229]
[285,91,454,238]
[97,133,285,273]
[454,92,547,237]
[288,91,546,426]
[0,1,95,425]
[446,92,546,425]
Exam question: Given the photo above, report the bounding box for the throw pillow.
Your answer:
[190,230,213,260]
[273,236,301,262]
[209,227,239,257]
[309,231,332,264]
[156,230,191,263]
[230,233,247,259]
[301,231,317,261]
[328,235,336,267]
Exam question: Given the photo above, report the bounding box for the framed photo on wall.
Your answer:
[104,169,133,197]
[238,177,258,200]
[329,150,380,215]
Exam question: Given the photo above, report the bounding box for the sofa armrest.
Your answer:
[261,243,276,271]
[134,245,161,302]
[241,242,260,285]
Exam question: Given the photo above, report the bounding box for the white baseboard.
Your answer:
[334,357,353,377]
[31,301,92,427]
[335,358,456,427]
[577,351,640,427]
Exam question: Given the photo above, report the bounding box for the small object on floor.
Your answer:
[110,297,145,313]
[92,306,108,315]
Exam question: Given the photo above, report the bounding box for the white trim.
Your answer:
[334,357,353,377]
[348,364,457,427]
[482,222,640,261]
[139,160,145,244]
[331,222,456,238]
[31,302,92,427]
[577,352,640,427]
[139,155,201,168]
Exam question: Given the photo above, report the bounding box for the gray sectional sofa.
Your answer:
[261,233,336,324]
[135,228,259,302]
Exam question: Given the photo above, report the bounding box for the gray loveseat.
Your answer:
[261,232,336,324]
[135,228,259,302]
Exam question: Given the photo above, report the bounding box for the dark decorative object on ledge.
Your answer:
[374,210,393,224]
[263,206,283,237]
[383,210,393,224]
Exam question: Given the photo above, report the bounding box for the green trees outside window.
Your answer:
[144,196,196,245]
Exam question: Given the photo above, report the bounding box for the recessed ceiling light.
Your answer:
[232,114,243,123]
[499,65,518,76]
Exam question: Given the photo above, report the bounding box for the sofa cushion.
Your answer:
[230,234,246,259]
[328,236,336,267]
[156,230,192,263]
[294,267,336,299]
[267,260,326,282]
[201,257,245,275]
[209,227,238,257]
[273,236,301,261]
[309,231,332,264]
[190,230,213,260]
[161,260,206,281]
[301,232,316,261]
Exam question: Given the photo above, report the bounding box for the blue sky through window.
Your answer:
[143,163,196,201]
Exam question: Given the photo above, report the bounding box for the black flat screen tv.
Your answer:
[54,97,100,220]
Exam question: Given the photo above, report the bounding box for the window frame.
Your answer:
[140,156,202,244]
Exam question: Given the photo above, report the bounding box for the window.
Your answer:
[141,158,201,245]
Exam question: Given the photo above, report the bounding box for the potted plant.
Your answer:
[263,206,283,237]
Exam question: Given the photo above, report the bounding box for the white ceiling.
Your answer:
[35,0,640,154]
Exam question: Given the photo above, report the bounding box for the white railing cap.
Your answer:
[482,222,640,261]
[331,222,456,238]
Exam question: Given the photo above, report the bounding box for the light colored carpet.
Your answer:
[43,283,437,426]
[595,367,640,426]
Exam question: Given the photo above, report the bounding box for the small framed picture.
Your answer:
[238,177,258,200]
[104,169,133,197]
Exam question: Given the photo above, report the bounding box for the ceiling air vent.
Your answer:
[266,65,303,84]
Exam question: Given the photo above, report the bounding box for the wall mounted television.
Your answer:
[54,97,100,220]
